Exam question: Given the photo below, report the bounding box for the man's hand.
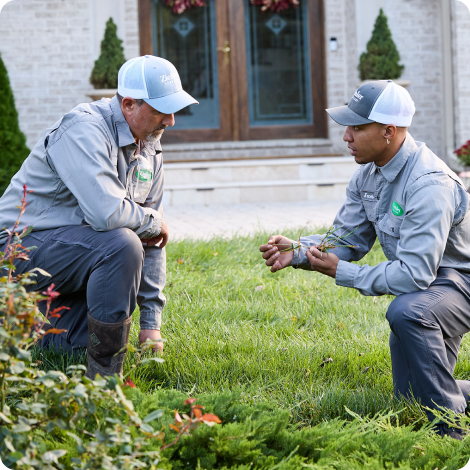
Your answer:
[142,220,169,248]
[139,329,164,353]
[306,246,339,279]
[260,235,294,273]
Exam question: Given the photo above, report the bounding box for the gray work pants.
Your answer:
[387,268,470,420]
[3,225,144,352]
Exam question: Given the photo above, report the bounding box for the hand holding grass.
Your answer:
[259,235,294,273]
[260,226,357,274]
[306,246,339,279]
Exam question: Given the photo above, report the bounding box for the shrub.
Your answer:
[454,140,470,167]
[0,53,30,196]
[358,9,404,81]
[90,18,126,89]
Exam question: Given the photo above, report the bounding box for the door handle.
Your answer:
[217,41,231,64]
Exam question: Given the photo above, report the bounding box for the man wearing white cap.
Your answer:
[0,55,198,379]
[260,80,470,439]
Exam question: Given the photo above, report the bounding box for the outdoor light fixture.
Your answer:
[330,37,338,52]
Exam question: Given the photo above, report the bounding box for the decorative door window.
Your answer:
[152,0,220,129]
[245,0,312,126]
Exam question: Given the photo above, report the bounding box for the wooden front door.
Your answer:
[138,0,327,143]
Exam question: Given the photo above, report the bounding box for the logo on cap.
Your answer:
[160,73,178,85]
[352,91,364,103]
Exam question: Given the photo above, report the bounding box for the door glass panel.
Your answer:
[152,0,220,129]
[245,0,312,127]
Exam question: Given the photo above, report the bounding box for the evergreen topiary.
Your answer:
[0,53,30,196]
[358,9,404,81]
[90,17,126,89]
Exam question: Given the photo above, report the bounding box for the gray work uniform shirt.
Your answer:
[292,134,470,296]
[0,96,166,329]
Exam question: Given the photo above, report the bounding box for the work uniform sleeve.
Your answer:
[336,177,458,296]
[47,118,162,237]
[137,153,166,330]
[291,168,377,269]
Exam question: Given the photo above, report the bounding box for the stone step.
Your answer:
[163,179,350,206]
[164,156,357,186]
[162,155,356,206]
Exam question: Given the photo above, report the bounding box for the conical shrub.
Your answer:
[90,18,126,89]
[358,9,404,81]
[0,53,30,196]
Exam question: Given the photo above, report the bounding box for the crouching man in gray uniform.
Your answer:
[260,81,470,440]
[0,55,198,379]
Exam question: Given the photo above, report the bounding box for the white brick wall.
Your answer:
[452,0,470,149]
[0,0,139,149]
[324,0,350,154]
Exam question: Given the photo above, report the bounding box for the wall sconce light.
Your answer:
[330,37,338,52]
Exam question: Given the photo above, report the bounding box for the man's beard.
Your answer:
[145,131,163,142]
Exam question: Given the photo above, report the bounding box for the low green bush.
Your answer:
[0,52,30,195]
[358,9,404,81]
[90,18,126,89]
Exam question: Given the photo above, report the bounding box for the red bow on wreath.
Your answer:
[163,0,299,15]
[250,0,299,12]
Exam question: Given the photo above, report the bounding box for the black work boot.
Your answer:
[434,422,465,441]
[85,313,132,380]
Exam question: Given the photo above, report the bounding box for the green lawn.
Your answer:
[127,229,470,425]
[33,229,470,468]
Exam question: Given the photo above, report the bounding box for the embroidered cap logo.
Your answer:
[392,201,404,216]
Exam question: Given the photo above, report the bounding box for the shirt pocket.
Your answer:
[377,213,403,260]
[363,201,378,223]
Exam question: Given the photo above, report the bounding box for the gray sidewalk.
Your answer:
[165,200,344,240]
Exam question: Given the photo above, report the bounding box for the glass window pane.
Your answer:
[152,0,220,130]
[245,0,312,127]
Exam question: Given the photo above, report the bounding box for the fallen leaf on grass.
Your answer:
[362,367,370,374]
[213,252,218,256]
[177,258,183,264]
[319,357,333,368]
[255,285,264,292]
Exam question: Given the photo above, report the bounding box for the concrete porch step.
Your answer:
[164,156,357,185]
[163,180,350,206]
[162,154,355,206]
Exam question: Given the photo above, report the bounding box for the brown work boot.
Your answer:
[85,313,132,380]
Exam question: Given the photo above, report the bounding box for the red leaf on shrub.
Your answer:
[169,423,181,432]
[193,408,203,419]
[201,413,222,423]
[43,284,60,300]
[43,328,67,336]
[174,410,183,423]
[184,397,197,405]
[123,379,136,388]
[49,306,70,318]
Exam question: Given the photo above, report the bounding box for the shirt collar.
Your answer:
[109,96,138,148]
[374,133,418,183]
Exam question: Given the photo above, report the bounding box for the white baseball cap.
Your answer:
[118,55,198,114]
[326,80,415,127]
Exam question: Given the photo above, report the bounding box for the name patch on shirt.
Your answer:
[361,191,377,202]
